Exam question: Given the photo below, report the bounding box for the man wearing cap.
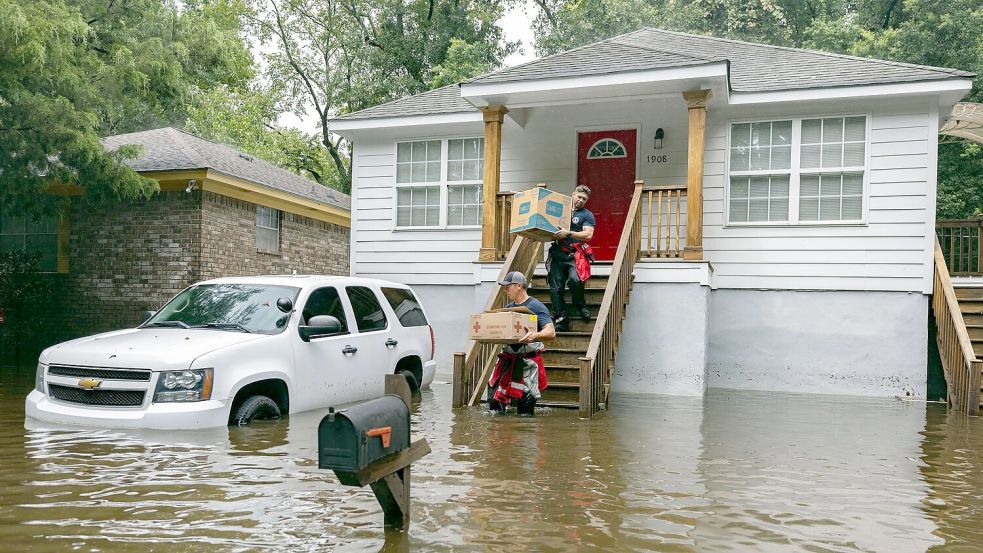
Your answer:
[549,185,595,331]
[486,271,555,415]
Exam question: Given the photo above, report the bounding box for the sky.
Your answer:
[277,0,538,132]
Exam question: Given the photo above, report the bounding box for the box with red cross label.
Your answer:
[468,307,538,343]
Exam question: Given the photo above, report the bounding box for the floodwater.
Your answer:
[2,368,983,552]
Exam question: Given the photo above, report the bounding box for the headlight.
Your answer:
[153,368,213,403]
[35,362,46,394]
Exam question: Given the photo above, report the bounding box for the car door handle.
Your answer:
[342,345,358,355]
[385,338,398,348]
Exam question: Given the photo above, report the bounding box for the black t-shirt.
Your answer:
[506,297,553,331]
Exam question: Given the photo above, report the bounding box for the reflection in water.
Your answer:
[2,368,983,551]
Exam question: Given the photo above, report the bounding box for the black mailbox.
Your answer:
[318,395,410,484]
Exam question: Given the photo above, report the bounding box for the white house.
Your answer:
[329,29,975,404]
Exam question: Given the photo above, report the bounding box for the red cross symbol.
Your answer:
[513,321,525,333]
[472,320,481,333]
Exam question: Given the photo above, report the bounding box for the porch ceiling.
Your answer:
[941,102,983,144]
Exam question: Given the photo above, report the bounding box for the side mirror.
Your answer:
[141,310,156,323]
[276,297,293,313]
[300,315,343,342]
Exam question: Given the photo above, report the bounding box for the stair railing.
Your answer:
[452,235,544,408]
[578,181,644,417]
[932,236,982,415]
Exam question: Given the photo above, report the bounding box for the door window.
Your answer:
[301,287,349,334]
[346,286,388,332]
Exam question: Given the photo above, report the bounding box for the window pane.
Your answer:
[800,197,819,221]
[823,118,844,142]
[426,141,441,161]
[750,147,770,170]
[731,124,750,148]
[820,197,841,220]
[845,117,866,141]
[465,138,481,159]
[749,199,770,221]
[411,208,425,226]
[411,163,425,182]
[802,119,822,143]
[751,122,771,147]
[801,145,821,168]
[731,177,749,198]
[842,173,864,195]
[303,287,349,332]
[466,184,482,204]
[464,205,480,226]
[730,147,750,171]
[842,196,863,219]
[397,188,411,206]
[749,177,769,198]
[772,121,792,145]
[729,198,748,222]
[448,205,463,226]
[426,161,441,182]
[464,160,481,181]
[801,175,820,196]
[346,286,388,332]
[448,139,464,161]
[381,287,428,327]
[396,163,410,183]
[0,235,21,252]
[448,185,463,204]
[770,196,789,220]
[448,161,463,181]
[396,207,411,226]
[412,142,426,162]
[771,176,789,197]
[426,206,439,226]
[821,144,842,168]
[843,143,865,166]
[397,143,411,163]
[771,146,791,170]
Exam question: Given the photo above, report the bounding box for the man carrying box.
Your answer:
[487,271,556,415]
[548,185,596,331]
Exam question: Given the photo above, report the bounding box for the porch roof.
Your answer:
[941,103,983,144]
[332,28,974,125]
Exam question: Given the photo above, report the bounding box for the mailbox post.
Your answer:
[318,374,431,530]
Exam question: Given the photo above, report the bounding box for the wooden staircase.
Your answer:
[527,273,620,408]
[955,287,983,363]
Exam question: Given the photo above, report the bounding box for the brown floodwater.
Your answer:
[2,366,983,552]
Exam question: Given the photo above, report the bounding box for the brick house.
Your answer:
[1,127,350,357]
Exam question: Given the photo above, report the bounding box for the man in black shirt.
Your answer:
[548,185,595,331]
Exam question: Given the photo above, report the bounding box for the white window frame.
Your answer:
[724,114,870,227]
[393,137,484,230]
[256,205,281,253]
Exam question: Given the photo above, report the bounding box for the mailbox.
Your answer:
[318,395,410,484]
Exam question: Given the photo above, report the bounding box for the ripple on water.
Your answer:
[2,369,983,551]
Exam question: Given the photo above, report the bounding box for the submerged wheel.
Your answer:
[232,395,281,426]
[397,369,420,392]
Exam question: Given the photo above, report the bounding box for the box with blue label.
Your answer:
[509,184,573,242]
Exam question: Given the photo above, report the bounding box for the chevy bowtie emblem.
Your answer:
[78,378,102,390]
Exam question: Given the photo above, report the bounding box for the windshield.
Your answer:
[145,284,300,335]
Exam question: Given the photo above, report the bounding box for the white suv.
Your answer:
[25,276,436,429]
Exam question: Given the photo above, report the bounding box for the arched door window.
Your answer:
[587,138,627,159]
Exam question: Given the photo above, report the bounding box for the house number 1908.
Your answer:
[647,155,667,164]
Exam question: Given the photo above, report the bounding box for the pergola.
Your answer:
[941,102,983,144]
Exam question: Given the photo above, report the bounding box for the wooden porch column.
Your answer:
[682,90,711,261]
[479,105,508,262]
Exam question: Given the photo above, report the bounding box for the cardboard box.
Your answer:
[509,185,573,242]
[469,307,538,343]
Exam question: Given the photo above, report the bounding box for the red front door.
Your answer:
[577,129,636,261]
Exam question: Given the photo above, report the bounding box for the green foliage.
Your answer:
[0,0,254,216]
[185,85,346,192]
[533,0,983,218]
[0,251,55,364]
[249,0,517,191]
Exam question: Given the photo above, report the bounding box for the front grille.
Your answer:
[48,365,151,381]
[48,384,146,407]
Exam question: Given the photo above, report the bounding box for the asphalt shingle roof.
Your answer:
[102,127,350,210]
[334,28,974,122]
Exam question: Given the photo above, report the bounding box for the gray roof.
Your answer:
[332,84,474,121]
[334,28,975,121]
[102,127,350,210]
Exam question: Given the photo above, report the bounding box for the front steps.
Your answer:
[951,286,983,407]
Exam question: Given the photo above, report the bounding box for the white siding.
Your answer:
[349,97,938,292]
[703,101,936,292]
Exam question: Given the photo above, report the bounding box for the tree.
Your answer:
[247,0,517,191]
[0,252,54,365]
[0,0,254,216]
[185,85,344,192]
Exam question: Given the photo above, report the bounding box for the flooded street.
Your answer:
[2,367,983,552]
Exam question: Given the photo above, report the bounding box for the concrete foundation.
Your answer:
[707,289,928,398]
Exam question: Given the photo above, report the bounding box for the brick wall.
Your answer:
[200,191,349,279]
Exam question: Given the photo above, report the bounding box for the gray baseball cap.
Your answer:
[497,271,527,286]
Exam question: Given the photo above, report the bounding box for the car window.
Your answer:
[346,286,388,333]
[301,287,349,334]
[381,287,428,327]
[146,284,300,334]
